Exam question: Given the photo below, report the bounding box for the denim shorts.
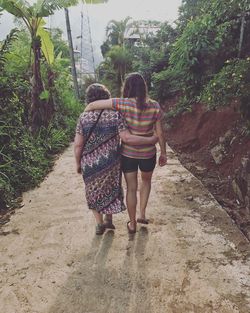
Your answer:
[121,154,156,173]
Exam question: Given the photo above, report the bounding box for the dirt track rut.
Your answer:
[0,144,250,313]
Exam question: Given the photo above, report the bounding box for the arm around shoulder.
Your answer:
[85,99,113,111]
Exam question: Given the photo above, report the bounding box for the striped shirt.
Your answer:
[112,98,163,159]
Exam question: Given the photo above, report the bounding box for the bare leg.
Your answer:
[104,214,115,229]
[91,210,105,235]
[139,171,153,221]
[92,210,104,225]
[104,214,112,222]
[124,171,138,231]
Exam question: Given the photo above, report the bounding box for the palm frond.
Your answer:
[32,0,79,17]
[83,0,108,4]
[0,28,19,70]
[32,0,108,17]
[0,0,30,18]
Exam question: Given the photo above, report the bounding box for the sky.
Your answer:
[0,0,182,64]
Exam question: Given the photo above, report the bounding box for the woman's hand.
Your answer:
[74,133,84,174]
[84,103,93,112]
[158,153,167,167]
[151,134,159,145]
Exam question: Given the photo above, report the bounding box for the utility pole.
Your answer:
[238,12,246,58]
[80,12,84,80]
[79,3,97,79]
[64,8,80,99]
[86,8,96,78]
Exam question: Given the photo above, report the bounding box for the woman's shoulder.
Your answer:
[78,110,90,120]
[122,98,137,107]
[147,98,160,108]
[79,109,104,116]
[102,108,116,114]
[78,110,102,121]
[102,109,121,118]
[147,98,158,104]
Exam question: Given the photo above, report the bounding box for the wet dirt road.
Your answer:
[0,145,250,313]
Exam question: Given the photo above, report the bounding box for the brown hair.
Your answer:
[86,83,111,104]
[122,72,148,110]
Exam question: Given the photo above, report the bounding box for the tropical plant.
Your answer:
[176,0,206,32]
[106,16,132,46]
[0,26,82,210]
[131,21,177,90]
[107,45,132,85]
[101,16,133,56]
[0,0,79,132]
[202,57,250,117]
[151,0,250,110]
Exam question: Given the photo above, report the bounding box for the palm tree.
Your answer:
[106,16,133,47]
[0,0,80,132]
[107,45,132,90]
[0,0,109,131]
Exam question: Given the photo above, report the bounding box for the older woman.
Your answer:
[74,83,157,235]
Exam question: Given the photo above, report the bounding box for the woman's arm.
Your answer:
[85,99,113,111]
[74,133,85,173]
[155,120,167,166]
[119,130,158,146]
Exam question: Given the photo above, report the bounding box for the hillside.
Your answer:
[165,102,250,240]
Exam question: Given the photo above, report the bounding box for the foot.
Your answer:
[137,218,149,224]
[127,221,136,234]
[95,224,105,235]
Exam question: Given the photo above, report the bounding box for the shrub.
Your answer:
[201,58,250,119]
[0,34,83,210]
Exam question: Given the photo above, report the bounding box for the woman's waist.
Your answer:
[121,145,156,159]
[121,143,156,152]
[129,130,154,137]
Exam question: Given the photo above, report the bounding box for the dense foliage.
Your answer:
[98,0,250,119]
[0,27,82,210]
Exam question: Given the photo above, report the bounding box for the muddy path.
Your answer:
[0,145,250,313]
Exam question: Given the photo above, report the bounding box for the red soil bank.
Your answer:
[165,102,250,239]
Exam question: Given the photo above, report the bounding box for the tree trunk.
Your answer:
[45,68,55,122]
[64,8,80,99]
[30,36,45,133]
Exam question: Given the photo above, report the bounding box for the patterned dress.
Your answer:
[76,109,127,214]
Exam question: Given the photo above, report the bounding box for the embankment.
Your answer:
[165,103,250,239]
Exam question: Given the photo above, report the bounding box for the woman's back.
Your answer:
[76,108,126,215]
[77,109,125,155]
[111,98,162,159]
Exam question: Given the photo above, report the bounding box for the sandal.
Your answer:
[137,218,149,224]
[127,221,136,234]
[95,224,105,235]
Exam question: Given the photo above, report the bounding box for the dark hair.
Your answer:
[86,83,111,104]
[122,72,148,110]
